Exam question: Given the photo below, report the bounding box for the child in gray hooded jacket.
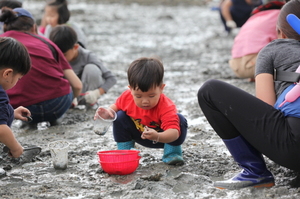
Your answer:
[49,25,117,106]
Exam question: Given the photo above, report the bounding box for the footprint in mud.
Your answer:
[141,173,163,181]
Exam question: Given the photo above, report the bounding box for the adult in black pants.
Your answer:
[198,79,300,189]
[198,0,300,189]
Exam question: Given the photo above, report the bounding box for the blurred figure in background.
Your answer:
[219,0,262,34]
[50,25,117,108]
[39,0,87,48]
[0,0,22,33]
[229,0,286,81]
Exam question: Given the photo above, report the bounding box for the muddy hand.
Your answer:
[141,126,150,139]
[23,115,33,122]
[96,107,115,120]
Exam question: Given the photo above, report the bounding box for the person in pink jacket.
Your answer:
[229,0,285,81]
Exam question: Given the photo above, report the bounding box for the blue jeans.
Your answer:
[26,93,73,124]
[113,111,188,148]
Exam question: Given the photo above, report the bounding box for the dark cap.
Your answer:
[13,7,34,20]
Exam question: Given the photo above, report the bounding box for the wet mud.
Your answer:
[1,0,300,198]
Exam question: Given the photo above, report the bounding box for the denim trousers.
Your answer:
[26,92,73,124]
[113,111,188,148]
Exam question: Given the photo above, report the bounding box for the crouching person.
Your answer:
[94,57,187,165]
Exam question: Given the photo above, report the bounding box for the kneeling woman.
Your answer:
[0,7,82,125]
[198,0,300,190]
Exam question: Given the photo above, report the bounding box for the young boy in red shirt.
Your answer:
[95,57,187,165]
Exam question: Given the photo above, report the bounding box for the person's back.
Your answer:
[231,0,254,16]
[232,10,280,58]
[0,7,82,125]
[229,7,282,79]
[3,31,71,107]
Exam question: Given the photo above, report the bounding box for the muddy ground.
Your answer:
[0,0,299,198]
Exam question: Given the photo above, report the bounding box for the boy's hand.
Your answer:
[14,106,32,122]
[85,89,100,105]
[71,98,78,108]
[141,126,159,142]
[9,144,23,158]
[226,20,236,29]
[94,107,116,120]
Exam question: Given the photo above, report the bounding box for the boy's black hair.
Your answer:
[127,57,164,92]
[49,24,77,53]
[0,37,31,75]
[47,0,70,24]
[0,0,22,9]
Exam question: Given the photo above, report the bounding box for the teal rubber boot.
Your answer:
[116,140,135,150]
[162,144,184,165]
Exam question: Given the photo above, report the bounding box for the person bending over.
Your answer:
[94,57,188,165]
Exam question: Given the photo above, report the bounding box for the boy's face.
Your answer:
[63,44,79,62]
[129,84,165,110]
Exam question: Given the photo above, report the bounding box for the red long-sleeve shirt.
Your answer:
[115,90,180,134]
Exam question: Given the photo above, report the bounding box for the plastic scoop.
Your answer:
[286,14,300,35]
[3,146,41,154]
[279,83,300,107]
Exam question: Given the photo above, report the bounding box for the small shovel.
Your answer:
[3,145,42,154]
[23,115,33,123]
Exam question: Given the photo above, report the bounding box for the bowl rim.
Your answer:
[97,150,140,155]
[99,156,141,164]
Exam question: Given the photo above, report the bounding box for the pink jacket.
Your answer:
[231,9,280,58]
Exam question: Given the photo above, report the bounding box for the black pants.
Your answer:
[219,8,250,32]
[113,111,187,148]
[197,79,300,171]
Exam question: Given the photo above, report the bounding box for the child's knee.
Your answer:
[83,64,103,78]
[178,113,187,133]
[116,110,128,120]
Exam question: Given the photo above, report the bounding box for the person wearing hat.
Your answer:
[0,7,82,126]
[0,0,22,34]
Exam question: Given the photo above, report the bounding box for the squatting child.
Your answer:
[94,57,188,165]
[49,25,117,107]
[0,37,32,158]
